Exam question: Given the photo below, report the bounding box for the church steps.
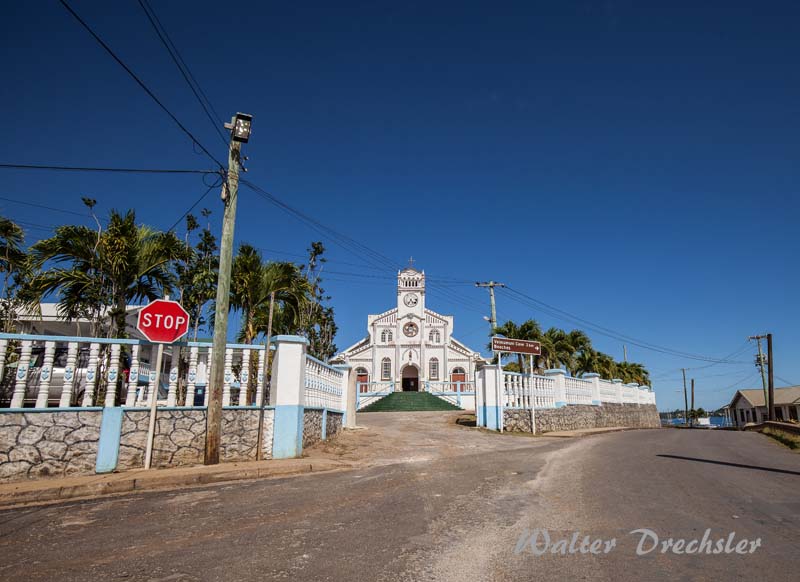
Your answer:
[359,392,462,412]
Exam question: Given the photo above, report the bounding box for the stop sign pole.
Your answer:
[136,297,190,469]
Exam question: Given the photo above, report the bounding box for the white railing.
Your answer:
[0,333,267,409]
[564,376,593,405]
[356,381,394,410]
[503,372,556,409]
[304,355,344,410]
[598,379,617,401]
[501,370,655,410]
[426,380,475,407]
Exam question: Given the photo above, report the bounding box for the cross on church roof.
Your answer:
[408,256,415,268]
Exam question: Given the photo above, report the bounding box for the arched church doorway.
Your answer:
[450,367,466,391]
[401,365,419,391]
[355,367,369,393]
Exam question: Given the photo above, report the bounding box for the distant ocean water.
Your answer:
[665,416,730,427]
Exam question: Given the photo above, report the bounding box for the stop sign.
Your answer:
[137,299,190,344]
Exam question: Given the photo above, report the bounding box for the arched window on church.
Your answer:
[381,329,393,343]
[355,367,369,393]
[381,358,392,380]
[429,358,439,380]
[429,329,440,343]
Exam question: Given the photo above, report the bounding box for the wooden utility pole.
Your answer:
[690,378,695,428]
[681,368,689,427]
[205,121,244,465]
[475,281,505,333]
[256,291,276,461]
[767,333,775,421]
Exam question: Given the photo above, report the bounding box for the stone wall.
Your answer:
[504,404,660,434]
[326,411,343,440]
[0,410,102,482]
[1,407,276,482]
[303,409,324,449]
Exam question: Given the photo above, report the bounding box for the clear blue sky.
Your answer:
[1,1,798,411]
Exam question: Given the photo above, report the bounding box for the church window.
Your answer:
[381,329,393,343]
[429,329,440,343]
[381,358,392,380]
[429,358,439,380]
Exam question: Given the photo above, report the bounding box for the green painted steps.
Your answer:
[360,391,461,412]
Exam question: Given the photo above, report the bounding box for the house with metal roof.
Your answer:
[728,386,800,426]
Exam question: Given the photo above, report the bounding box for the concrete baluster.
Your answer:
[81,343,100,407]
[185,346,198,406]
[10,340,32,408]
[125,344,140,407]
[146,345,159,405]
[35,341,56,408]
[222,348,233,406]
[104,343,121,407]
[238,349,251,406]
[0,339,7,388]
[59,342,79,407]
[203,347,213,406]
[167,350,180,406]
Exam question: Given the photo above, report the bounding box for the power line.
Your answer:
[58,0,226,170]
[0,163,217,175]
[136,0,228,146]
[775,375,797,387]
[0,196,88,217]
[166,179,222,233]
[499,286,748,364]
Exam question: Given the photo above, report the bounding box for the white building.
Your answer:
[728,386,800,426]
[332,267,484,393]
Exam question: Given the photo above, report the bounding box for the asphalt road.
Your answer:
[1,415,798,581]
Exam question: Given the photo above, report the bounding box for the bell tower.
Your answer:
[397,262,425,318]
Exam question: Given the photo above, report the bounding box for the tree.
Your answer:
[0,216,30,332]
[298,242,338,360]
[175,212,218,340]
[230,244,311,345]
[28,209,183,338]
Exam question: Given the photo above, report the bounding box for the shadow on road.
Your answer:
[657,454,800,476]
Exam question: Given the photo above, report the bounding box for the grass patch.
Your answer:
[761,427,800,451]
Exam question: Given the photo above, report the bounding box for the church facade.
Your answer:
[332,267,484,392]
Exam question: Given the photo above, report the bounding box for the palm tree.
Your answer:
[230,244,311,344]
[564,329,592,375]
[0,216,28,332]
[28,210,183,338]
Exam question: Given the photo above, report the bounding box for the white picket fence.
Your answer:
[503,370,655,409]
[0,333,267,408]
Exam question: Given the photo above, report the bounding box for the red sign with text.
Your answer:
[137,299,190,344]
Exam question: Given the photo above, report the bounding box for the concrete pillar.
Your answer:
[482,365,503,431]
[545,369,567,407]
[475,370,485,427]
[270,335,308,459]
[185,346,198,406]
[612,378,623,403]
[60,342,79,408]
[584,372,601,406]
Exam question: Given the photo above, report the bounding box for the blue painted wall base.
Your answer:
[486,405,502,431]
[273,405,304,459]
[96,407,123,473]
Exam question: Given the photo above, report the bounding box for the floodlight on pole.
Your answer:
[224,112,253,143]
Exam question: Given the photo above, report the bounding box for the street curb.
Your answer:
[0,461,349,509]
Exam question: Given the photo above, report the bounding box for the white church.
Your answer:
[332,266,484,393]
